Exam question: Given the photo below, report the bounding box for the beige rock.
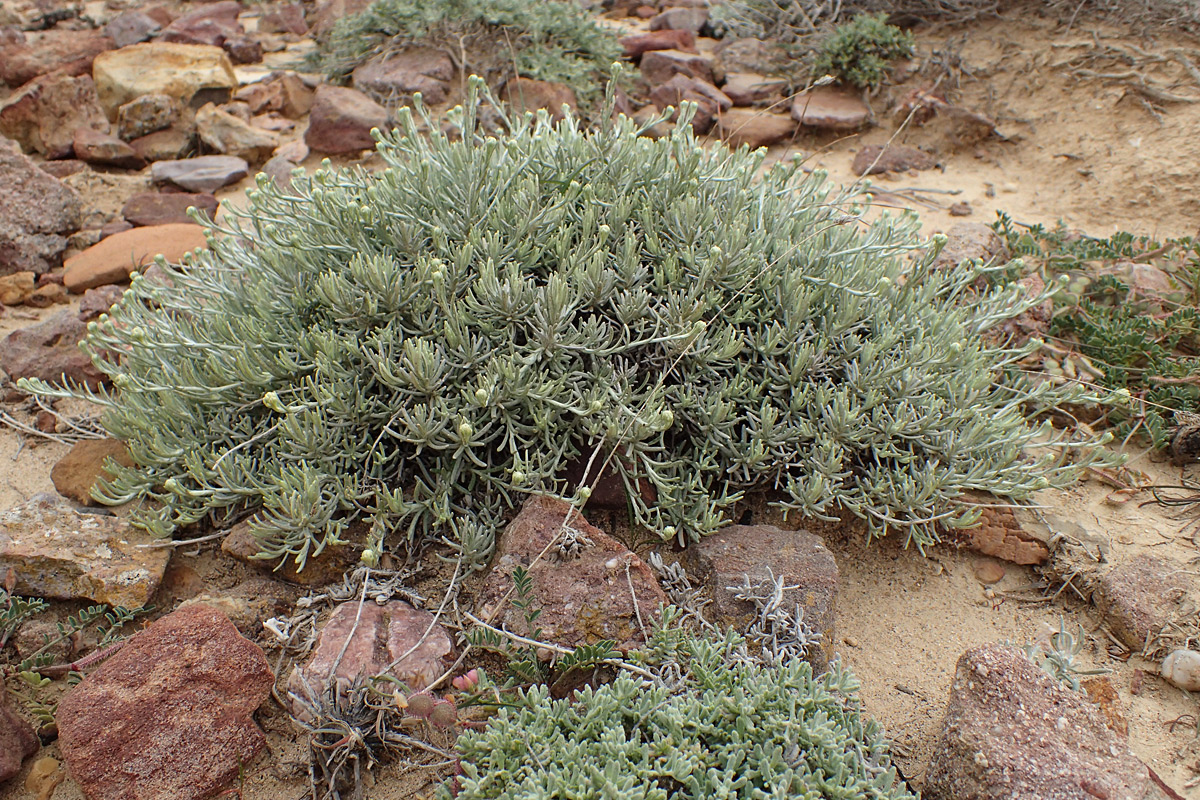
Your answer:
[0,493,169,608]
[791,86,871,131]
[0,271,36,305]
[63,222,207,292]
[92,43,237,120]
[499,78,578,121]
[716,109,797,149]
[0,74,110,159]
[1161,649,1200,691]
[195,103,278,164]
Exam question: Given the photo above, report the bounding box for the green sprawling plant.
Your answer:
[313,0,621,109]
[813,13,915,89]
[994,214,1200,448]
[442,620,915,800]
[26,80,1104,570]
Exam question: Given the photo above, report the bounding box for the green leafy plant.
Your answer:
[443,622,915,800]
[993,213,1200,448]
[1020,618,1109,692]
[813,13,915,89]
[313,0,621,109]
[1,584,48,651]
[25,80,1106,570]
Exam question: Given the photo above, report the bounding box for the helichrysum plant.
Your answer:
[442,622,916,800]
[25,79,1103,570]
[314,0,621,109]
[813,13,915,89]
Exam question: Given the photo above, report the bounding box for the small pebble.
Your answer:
[1161,649,1200,691]
[949,201,973,217]
[974,560,1006,585]
[843,636,859,647]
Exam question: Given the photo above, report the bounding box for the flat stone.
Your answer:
[0,144,82,275]
[116,94,179,141]
[852,143,937,175]
[63,222,208,292]
[0,493,169,607]
[924,644,1170,800]
[305,85,389,155]
[93,43,238,119]
[130,127,194,163]
[720,72,786,107]
[791,86,871,131]
[0,309,105,387]
[640,48,715,87]
[0,29,114,88]
[650,6,708,32]
[352,46,454,106]
[1094,555,1196,652]
[683,524,837,671]
[499,78,578,121]
[932,222,1007,271]
[287,600,454,720]
[0,74,110,159]
[195,102,278,163]
[104,10,162,48]
[122,192,217,226]
[72,128,146,170]
[952,493,1051,565]
[50,438,133,506]
[151,155,248,192]
[973,560,1006,585]
[155,2,261,65]
[476,495,667,653]
[620,29,696,59]
[0,688,39,784]
[0,271,35,305]
[39,159,88,179]
[57,604,273,800]
[716,109,796,149]
[221,520,358,586]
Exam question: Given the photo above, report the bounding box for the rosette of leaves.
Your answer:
[442,624,915,800]
[314,0,621,110]
[24,79,1103,570]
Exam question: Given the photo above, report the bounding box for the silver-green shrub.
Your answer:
[25,81,1101,568]
[443,623,916,800]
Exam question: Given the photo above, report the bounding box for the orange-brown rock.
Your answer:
[63,222,207,292]
[50,438,133,506]
[954,493,1050,565]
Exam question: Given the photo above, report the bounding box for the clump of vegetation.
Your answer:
[993,214,1200,449]
[1020,619,1110,692]
[313,0,621,109]
[443,618,915,800]
[25,81,1105,571]
[813,13,915,89]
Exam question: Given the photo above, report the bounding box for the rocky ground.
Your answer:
[0,0,1199,798]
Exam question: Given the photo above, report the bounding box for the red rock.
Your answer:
[791,86,871,130]
[684,525,838,671]
[924,644,1170,800]
[156,1,261,65]
[620,29,695,59]
[1094,555,1196,652]
[220,520,358,586]
[78,284,125,320]
[287,600,454,720]
[721,72,786,107]
[258,3,308,36]
[63,223,208,292]
[716,109,797,149]
[122,192,217,226]
[304,85,388,154]
[499,78,578,121]
[633,5,657,19]
[0,30,114,88]
[312,0,372,38]
[0,145,82,276]
[649,74,731,133]
[50,438,133,506]
[852,144,937,175]
[57,605,273,800]
[195,102,278,163]
[0,74,110,159]
[39,159,88,179]
[640,48,715,87]
[650,6,708,32]
[233,72,313,118]
[0,309,105,387]
[130,127,194,162]
[351,46,455,106]
[476,496,667,653]
[931,223,1006,271]
[0,689,39,784]
[72,128,146,170]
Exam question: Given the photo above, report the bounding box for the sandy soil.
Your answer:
[2,3,1200,799]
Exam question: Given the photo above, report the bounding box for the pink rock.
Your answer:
[0,689,38,783]
[287,600,454,719]
[925,644,1171,800]
[39,159,88,179]
[122,192,218,226]
[57,605,273,800]
[640,48,715,87]
[721,72,786,107]
[0,309,106,387]
[156,1,262,65]
[233,72,313,119]
[258,3,308,36]
[649,74,731,134]
[851,144,936,175]
[791,86,871,131]
[130,128,194,163]
[351,46,455,106]
[78,284,125,320]
[0,145,82,275]
[311,0,371,38]
[72,127,146,170]
[716,109,797,149]
[305,85,388,155]
[63,222,208,292]
[476,496,667,653]
[1094,555,1196,652]
[650,6,708,32]
[0,73,110,159]
[499,77,578,121]
[620,29,696,59]
[151,155,248,192]
[104,10,162,47]
[0,30,114,87]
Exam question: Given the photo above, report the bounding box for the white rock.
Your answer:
[1161,649,1200,691]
